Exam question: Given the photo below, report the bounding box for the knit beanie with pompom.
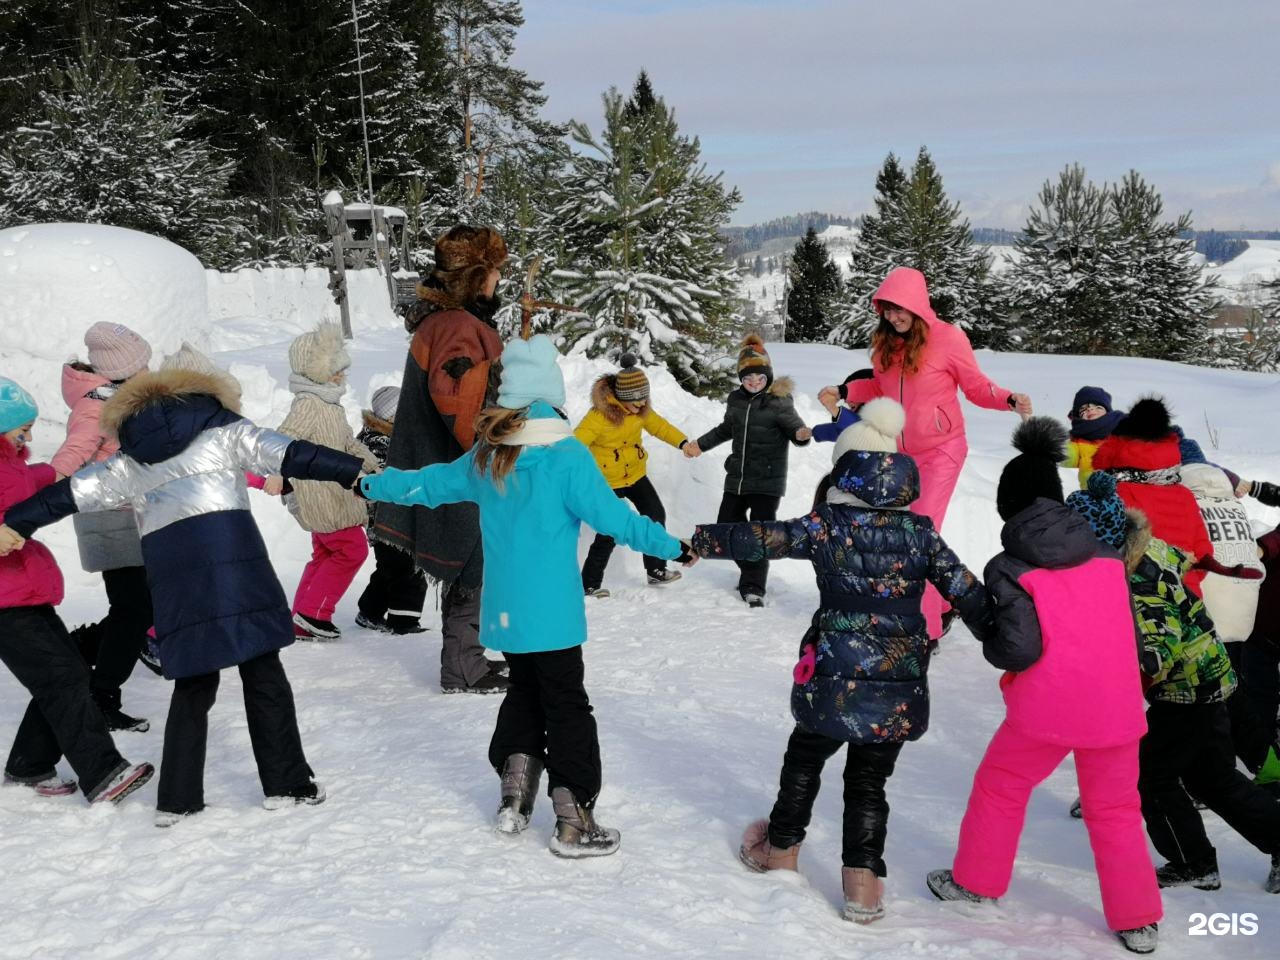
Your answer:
[996,417,1069,521]
[613,353,649,403]
[831,397,905,463]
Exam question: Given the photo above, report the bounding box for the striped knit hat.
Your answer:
[737,333,772,386]
[613,353,649,403]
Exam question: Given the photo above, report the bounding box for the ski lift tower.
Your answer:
[322,190,420,338]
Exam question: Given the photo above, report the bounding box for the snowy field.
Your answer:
[2,228,1279,959]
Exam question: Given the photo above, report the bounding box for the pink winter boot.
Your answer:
[841,866,885,923]
[738,818,800,873]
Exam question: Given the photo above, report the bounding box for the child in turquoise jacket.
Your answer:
[360,335,691,859]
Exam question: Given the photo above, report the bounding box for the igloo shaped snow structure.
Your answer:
[0,222,210,429]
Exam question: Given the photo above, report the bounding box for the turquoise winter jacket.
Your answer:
[360,404,682,654]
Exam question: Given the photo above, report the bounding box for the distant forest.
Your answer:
[726,217,1277,266]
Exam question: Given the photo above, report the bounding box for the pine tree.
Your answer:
[548,81,742,393]
[830,148,1005,347]
[0,42,240,263]
[1004,165,1217,361]
[785,226,843,342]
[1001,164,1113,354]
[1106,171,1217,363]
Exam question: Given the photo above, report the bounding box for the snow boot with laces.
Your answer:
[495,753,543,836]
[738,818,800,873]
[1117,923,1159,954]
[548,787,620,858]
[841,866,885,924]
[926,869,997,904]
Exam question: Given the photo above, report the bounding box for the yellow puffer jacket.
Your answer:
[1063,437,1104,489]
[574,375,687,489]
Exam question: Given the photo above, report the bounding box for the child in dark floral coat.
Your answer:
[689,397,993,925]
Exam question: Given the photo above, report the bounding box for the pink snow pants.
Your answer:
[952,721,1162,932]
[910,436,966,639]
[292,526,369,622]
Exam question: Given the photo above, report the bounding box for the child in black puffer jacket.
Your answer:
[355,386,428,635]
[689,397,993,925]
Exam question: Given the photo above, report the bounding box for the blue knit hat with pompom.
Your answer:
[1066,471,1128,550]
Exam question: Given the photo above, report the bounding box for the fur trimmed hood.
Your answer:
[590,373,650,425]
[361,409,393,436]
[763,375,794,398]
[1122,507,1154,575]
[101,368,242,436]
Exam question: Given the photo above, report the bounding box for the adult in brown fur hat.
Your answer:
[376,225,511,694]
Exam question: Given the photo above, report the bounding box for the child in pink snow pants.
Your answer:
[927,419,1161,956]
[275,324,379,640]
[823,266,1031,639]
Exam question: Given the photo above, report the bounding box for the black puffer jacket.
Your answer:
[696,377,809,497]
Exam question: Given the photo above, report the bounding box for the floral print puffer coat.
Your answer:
[692,449,993,744]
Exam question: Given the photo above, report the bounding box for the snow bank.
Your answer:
[0,223,209,425]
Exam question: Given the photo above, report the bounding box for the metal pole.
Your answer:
[351,0,376,209]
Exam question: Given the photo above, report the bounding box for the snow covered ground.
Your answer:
[3,262,1280,957]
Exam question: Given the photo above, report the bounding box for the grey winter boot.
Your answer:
[841,867,885,924]
[1117,923,1159,954]
[926,869,997,904]
[495,753,543,836]
[548,786,620,858]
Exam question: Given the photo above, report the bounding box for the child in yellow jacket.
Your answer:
[1063,386,1125,489]
[575,355,690,596]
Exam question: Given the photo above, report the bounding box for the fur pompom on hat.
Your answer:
[996,417,1068,521]
[160,342,242,405]
[613,353,649,403]
[84,321,152,381]
[288,323,351,384]
[370,385,400,422]
[832,397,904,463]
[737,333,773,385]
[497,335,565,410]
[1067,470,1128,550]
[1111,396,1172,442]
[0,377,38,433]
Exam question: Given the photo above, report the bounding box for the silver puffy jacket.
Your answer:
[68,420,294,537]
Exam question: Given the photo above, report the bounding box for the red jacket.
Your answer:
[842,267,1012,455]
[1092,431,1212,595]
[0,437,63,608]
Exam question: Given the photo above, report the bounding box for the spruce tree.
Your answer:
[0,43,240,263]
[548,81,742,393]
[786,226,843,342]
[831,148,1005,347]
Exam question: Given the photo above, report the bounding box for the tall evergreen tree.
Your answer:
[548,80,742,393]
[831,148,1006,348]
[1004,165,1218,361]
[0,42,241,262]
[785,226,843,342]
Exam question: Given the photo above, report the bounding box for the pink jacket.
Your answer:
[0,437,64,608]
[842,267,1012,455]
[49,363,120,478]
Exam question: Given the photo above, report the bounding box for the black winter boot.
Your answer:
[1155,857,1221,890]
[92,689,149,733]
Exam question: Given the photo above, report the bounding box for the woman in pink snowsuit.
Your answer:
[821,267,1031,638]
[927,419,1162,956]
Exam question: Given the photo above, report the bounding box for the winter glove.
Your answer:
[1247,480,1280,508]
[676,539,696,566]
[351,475,369,500]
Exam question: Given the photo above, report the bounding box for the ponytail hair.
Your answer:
[471,406,527,490]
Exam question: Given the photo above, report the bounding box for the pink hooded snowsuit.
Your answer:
[842,267,1014,637]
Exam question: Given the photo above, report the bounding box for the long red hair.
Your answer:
[871,313,929,376]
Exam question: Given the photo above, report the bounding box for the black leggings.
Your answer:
[716,492,780,596]
[767,725,903,875]
[581,475,668,589]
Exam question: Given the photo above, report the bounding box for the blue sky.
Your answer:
[513,0,1280,229]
